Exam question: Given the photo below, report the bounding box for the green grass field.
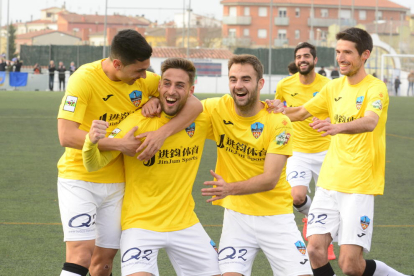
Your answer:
[0,91,413,275]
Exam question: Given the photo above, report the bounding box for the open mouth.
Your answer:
[166,97,177,105]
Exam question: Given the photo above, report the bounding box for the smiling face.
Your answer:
[114,58,150,85]
[295,47,317,75]
[336,39,369,77]
[158,68,194,116]
[228,63,264,114]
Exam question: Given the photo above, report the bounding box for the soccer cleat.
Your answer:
[302,217,308,241]
[328,243,336,260]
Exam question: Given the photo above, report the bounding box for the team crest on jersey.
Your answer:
[251,122,264,139]
[63,96,78,112]
[276,131,291,145]
[356,96,364,110]
[360,216,371,230]
[129,90,142,107]
[295,241,307,255]
[372,100,382,110]
[186,122,195,138]
[313,92,319,97]
[108,128,121,138]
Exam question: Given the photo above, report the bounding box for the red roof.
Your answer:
[59,13,150,26]
[16,29,81,39]
[152,47,233,59]
[220,0,409,10]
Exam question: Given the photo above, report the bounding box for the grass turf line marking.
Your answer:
[387,133,414,141]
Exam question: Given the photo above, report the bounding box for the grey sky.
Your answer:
[1,0,413,26]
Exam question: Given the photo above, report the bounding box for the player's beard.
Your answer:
[297,61,315,76]
[232,84,259,113]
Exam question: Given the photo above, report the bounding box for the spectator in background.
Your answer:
[394,76,401,96]
[407,70,414,96]
[6,60,13,72]
[318,66,327,76]
[57,61,67,91]
[330,67,340,79]
[14,59,23,72]
[0,58,6,71]
[287,61,298,75]
[33,63,42,74]
[69,61,77,75]
[48,60,56,91]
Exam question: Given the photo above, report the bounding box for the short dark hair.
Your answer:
[294,42,317,59]
[336,27,373,56]
[110,29,152,65]
[161,58,196,86]
[228,54,263,81]
[288,62,298,74]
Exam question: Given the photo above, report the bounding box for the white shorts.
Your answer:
[120,223,221,276]
[57,177,124,249]
[307,187,374,252]
[218,209,312,276]
[286,151,327,191]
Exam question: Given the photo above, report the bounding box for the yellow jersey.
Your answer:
[103,111,211,232]
[275,73,330,153]
[202,95,294,216]
[304,75,389,195]
[57,59,160,183]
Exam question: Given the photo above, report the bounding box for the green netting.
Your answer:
[20,45,111,67]
[234,46,336,75]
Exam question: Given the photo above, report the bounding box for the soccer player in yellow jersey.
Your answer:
[82,58,221,276]
[285,28,409,276]
[57,31,202,276]
[275,42,335,260]
[201,54,312,276]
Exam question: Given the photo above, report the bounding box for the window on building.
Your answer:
[244,7,250,16]
[73,28,79,32]
[46,12,52,18]
[258,29,267,38]
[375,11,383,20]
[229,7,237,17]
[295,30,300,39]
[295,8,300,17]
[259,7,267,17]
[278,8,287,18]
[278,29,287,39]
[243,28,250,36]
[340,9,351,19]
[359,10,366,20]
[321,9,328,18]
[229,28,236,37]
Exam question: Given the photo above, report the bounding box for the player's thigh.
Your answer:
[120,228,163,276]
[307,188,340,240]
[337,193,374,253]
[218,209,260,276]
[256,214,312,276]
[166,223,221,276]
[286,153,313,191]
[95,182,125,249]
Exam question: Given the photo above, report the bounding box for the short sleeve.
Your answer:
[304,85,330,120]
[365,83,389,117]
[267,115,293,157]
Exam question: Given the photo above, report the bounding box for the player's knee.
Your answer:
[292,194,306,206]
[306,240,325,261]
[338,261,360,276]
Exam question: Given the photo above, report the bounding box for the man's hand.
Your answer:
[309,120,338,136]
[141,97,161,118]
[89,120,109,144]
[201,170,233,203]
[265,99,285,114]
[119,126,141,157]
[135,130,167,161]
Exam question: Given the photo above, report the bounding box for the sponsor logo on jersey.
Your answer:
[68,213,96,228]
[276,131,291,145]
[129,90,142,107]
[313,92,319,97]
[108,128,121,138]
[122,247,153,263]
[291,93,298,97]
[103,94,114,101]
[295,241,307,255]
[210,240,218,252]
[372,100,382,110]
[186,122,195,138]
[356,96,364,110]
[63,95,78,112]
[251,122,264,139]
[335,97,342,101]
[223,120,234,125]
[360,215,371,230]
